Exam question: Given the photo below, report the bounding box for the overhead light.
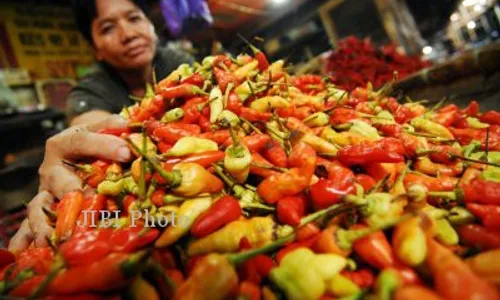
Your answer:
[467,21,477,29]
[450,13,459,21]
[422,46,433,55]
[271,0,287,5]
[474,4,483,12]
[463,0,477,7]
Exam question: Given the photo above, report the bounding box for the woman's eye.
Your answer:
[129,15,142,22]
[101,25,114,34]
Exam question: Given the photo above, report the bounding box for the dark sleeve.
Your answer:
[155,46,196,78]
[65,87,115,120]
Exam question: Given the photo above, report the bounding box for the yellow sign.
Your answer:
[0,4,95,79]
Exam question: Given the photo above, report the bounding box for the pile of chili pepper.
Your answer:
[324,36,432,91]
[3,40,500,300]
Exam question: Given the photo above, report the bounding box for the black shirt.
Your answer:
[66,46,195,118]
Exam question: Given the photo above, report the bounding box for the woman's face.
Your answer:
[91,0,157,70]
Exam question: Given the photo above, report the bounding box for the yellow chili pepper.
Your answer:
[128,133,157,157]
[303,112,330,127]
[164,137,218,157]
[410,117,454,139]
[209,86,223,123]
[327,274,360,297]
[155,196,212,247]
[224,128,252,183]
[234,60,259,81]
[250,96,290,112]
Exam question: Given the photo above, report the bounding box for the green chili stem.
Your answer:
[250,163,287,172]
[239,117,262,134]
[125,138,182,188]
[449,153,500,168]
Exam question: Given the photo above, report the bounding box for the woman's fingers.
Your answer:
[64,131,131,162]
[39,165,83,200]
[8,219,34,254]
[86,114,129,132]
[27,191,55,247]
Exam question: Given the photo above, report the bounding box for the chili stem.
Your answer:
[449,153,500,168]
[239,117,262,134]
[299,203,352,227]
[250,163,287,172]
[125,138,182,188]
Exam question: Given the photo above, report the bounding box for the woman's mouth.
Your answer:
[124,45,147,58]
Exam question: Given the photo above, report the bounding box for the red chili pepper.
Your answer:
[181,73,204,87]
[340,268,375,289]
[225,134,271,153]
[157,141,172,154]
[60,228,158,267]
[248,44,270,71]
[152,248,177,270]
[277,195,306,226]
[329,108,358,125]
[258,143,316,203]
[181,97,206,124]
[249,153,280,178]
[151,189,166,207]
[74,194,107,233]
[199,130,231,145]
[450,128,500,151]
[56,190,85,243]
[466,203,500,232]
[424,144,461,165]
[190,195,242,238]
[212,54,232,68]
[109,227,159,252]
[291,74,325,94]
[479,110,500,125]
[122,195,136,216]
[198,114,211,132]
[0,249,15,270]
[355,174,377,192]
[339,138,406,166]
[239,107,272,122]
[13,247,54,277]
[153,123,201,144]
[309,178,355,209]
[227,92,243,115]
[158,84,205,99]
[237,281,261,300]
[463,179,500,205]
[262,140,288,168]
[352,224,395,270]
[375,123,403,137]
[392,263,422,285]
[432,109,460,127]
[458,224,500,250]
[463,100,479,117]
[213,67,239,93]
[130,95,166,123]
[295,223,321,242]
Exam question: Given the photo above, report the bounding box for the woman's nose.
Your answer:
[118,21,138,44]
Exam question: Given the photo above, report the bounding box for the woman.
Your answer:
[8,0,194,252]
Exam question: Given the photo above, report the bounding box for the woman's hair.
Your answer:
[71,0,149,44]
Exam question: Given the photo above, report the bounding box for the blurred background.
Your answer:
[0,0,499,246]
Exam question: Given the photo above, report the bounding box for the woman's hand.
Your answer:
[9,114,132,252]
[8,191,54,252]
[39,114,132,199]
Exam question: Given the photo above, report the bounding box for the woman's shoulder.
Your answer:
[66,68,128,118]
[154,45,196,77]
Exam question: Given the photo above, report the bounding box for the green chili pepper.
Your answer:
[217,110,240,128]
[209,86,223,124]
[161,108,184,123]
[435,219,459,246]
[270,248,346,300]
[467,117,490,129]
[224,128,252,183]
[97,179,124,196]
[303,112,330,127]
[410,117,454,139]
[349,120,381,141]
